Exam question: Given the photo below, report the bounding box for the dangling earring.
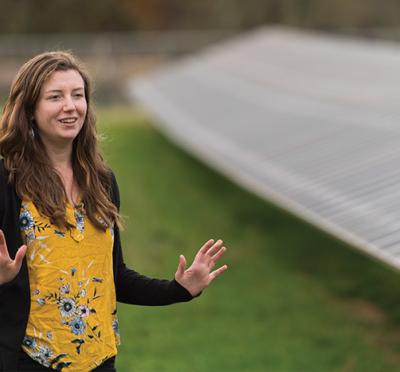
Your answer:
[29,116,35,139]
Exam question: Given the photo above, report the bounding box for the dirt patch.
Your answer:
[348,298,387,323]
[344,298,400,364]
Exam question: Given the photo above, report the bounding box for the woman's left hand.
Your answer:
[175,239,228,297]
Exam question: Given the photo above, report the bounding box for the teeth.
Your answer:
[60,118,76,124]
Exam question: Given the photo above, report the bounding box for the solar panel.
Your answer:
[129,26,400,270]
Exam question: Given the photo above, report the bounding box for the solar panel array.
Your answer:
[130,27,400,271]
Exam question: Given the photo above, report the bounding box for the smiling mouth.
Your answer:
[58,118,78,125]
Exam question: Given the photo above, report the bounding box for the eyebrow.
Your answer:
[44,87,85,94]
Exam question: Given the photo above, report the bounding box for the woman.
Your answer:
[0,51,227,371]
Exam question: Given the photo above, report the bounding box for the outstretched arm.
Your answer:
[110,172,228,304]
[174,239,228,297]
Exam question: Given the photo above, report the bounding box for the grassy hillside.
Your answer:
[98,106,400,372]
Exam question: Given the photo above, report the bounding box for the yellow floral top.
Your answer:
[19,199,120,371]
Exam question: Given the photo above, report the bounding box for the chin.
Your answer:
[53,132,81,144]
[59,128,82,139]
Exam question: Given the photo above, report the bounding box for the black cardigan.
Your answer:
[0,159,194,371]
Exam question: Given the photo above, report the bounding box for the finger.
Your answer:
[176,254,186,277]
[14,245,27,266]
[12,245,27,274]
[199,239,215,254]
[209,264,228,281]
[206,239,224,256]
[211,246,227,262]
[0,230,10,257]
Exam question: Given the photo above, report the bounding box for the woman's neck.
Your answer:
[44,141,81,205]
[44,141,73,170]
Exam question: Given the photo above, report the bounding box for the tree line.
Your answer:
[1,0,400,34]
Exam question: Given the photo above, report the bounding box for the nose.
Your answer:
[63,95,76,111]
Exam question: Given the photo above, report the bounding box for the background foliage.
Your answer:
[2,0,400,33]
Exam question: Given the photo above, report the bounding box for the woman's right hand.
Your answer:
[0,229,27,285]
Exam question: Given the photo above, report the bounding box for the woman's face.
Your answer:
[34,69,87,148]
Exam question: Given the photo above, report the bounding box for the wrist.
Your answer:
[174,277,198,297]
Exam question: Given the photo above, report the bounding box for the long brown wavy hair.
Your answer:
[0,51,122,231]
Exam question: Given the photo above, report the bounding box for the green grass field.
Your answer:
[98,106,400,371]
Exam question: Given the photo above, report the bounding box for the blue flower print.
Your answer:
[78,305,90,318]
[80,288,86,298]
[74,210,84,234]
[112,319,119,337]
[70,317,86,335]
[60,283,70,296]
[19,211,35,231]
[37,298,46,306]
[23,336,37,349]
[39,345,52,360]
[26,231,36,245]
[32,346,53,368]
[60,298,76,318]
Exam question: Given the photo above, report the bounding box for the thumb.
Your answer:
[13,245,27,270]
[176,254,186,278]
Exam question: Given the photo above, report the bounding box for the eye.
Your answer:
[48,95,61,100]
[74,93,84,98]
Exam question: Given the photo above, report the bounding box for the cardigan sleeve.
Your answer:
[110,171,195,305]
[0,160,25,294]
[0,161,14,292]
